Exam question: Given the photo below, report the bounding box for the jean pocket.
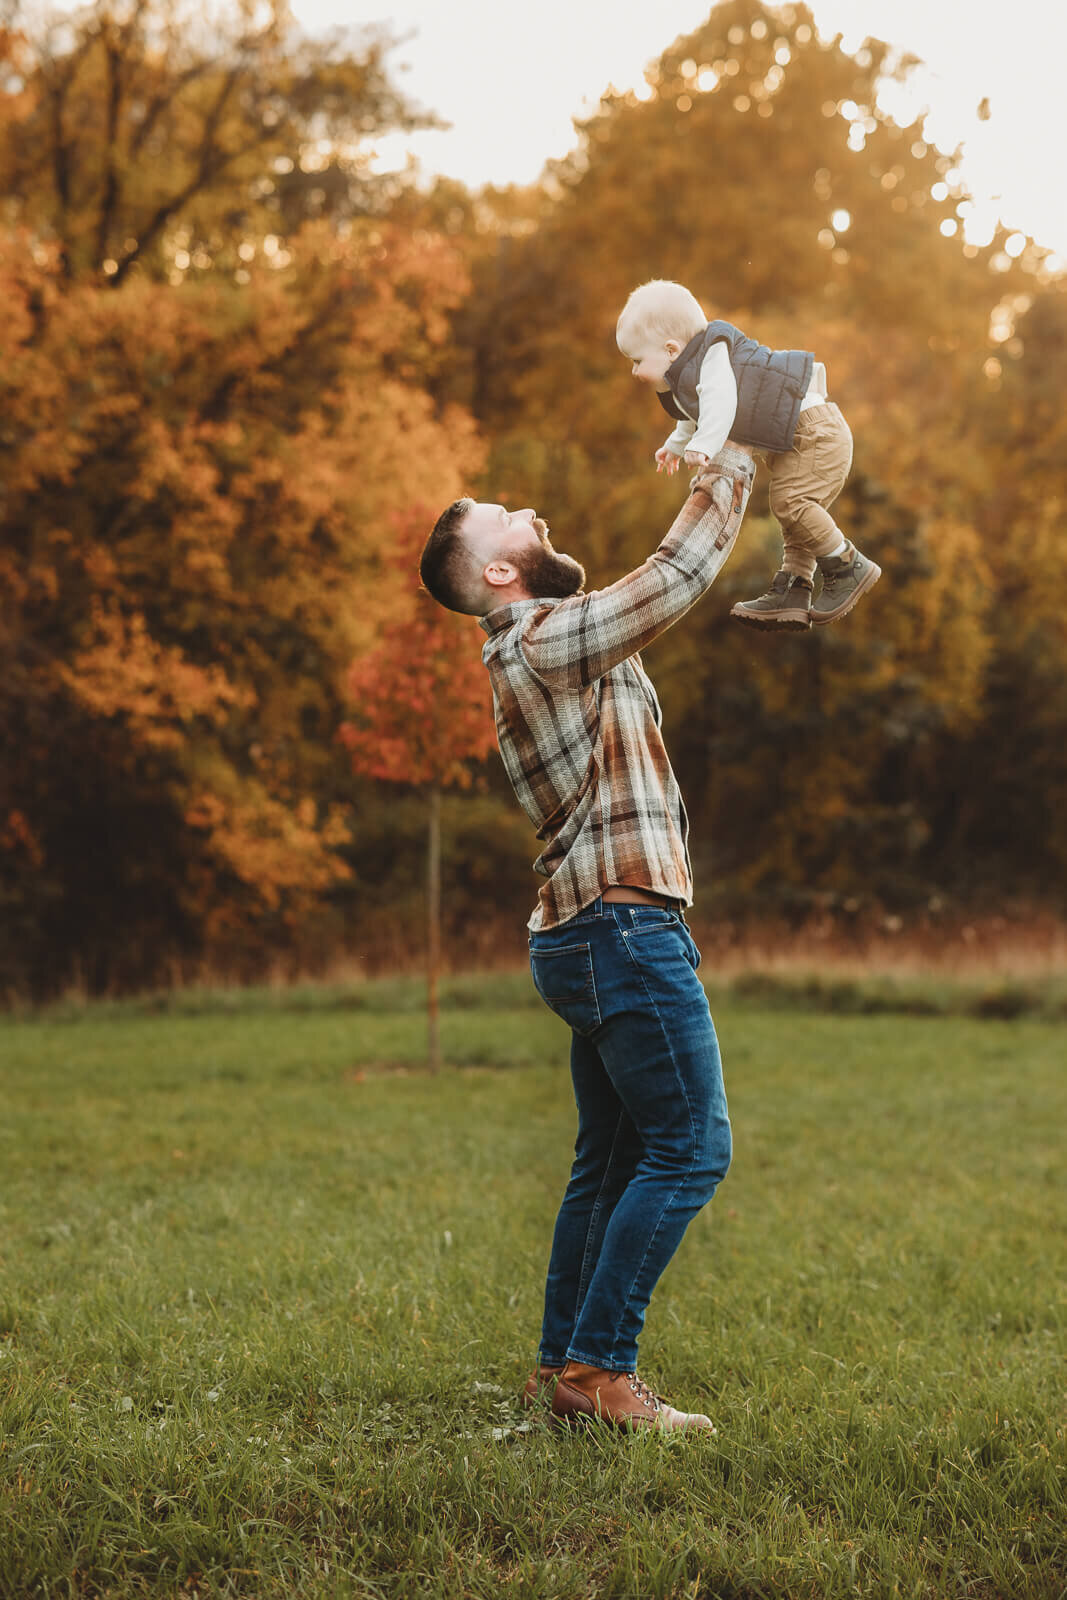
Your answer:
[619,907,675,929]
[622,920,701,972]
[530,942,601,1035]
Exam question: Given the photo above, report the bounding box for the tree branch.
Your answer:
[128,58,215,160]
[110,63,247,286]
[92,22,124,269]
[35,30,99,277]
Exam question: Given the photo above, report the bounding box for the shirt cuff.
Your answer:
[706,442,756,477]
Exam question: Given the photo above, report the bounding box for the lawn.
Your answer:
[0,985,1064,1598]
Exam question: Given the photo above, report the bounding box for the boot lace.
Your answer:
[625,1372,661,1412]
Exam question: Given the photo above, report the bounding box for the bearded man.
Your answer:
[419,445,754,1432]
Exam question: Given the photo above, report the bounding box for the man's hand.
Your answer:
[655,446,682,475]
[683,448,710,469]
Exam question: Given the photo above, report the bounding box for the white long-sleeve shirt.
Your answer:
[662,342,828,460]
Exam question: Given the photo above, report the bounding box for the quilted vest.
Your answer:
[658,320,814,453]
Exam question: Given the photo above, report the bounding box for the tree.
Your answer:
[0,0,435,283]
[340,514,497,1069]
[441,0,1055,915]
[0,1,484,997]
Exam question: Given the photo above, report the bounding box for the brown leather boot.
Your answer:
[550,1361,715,1433]
[519,1363,565,1410]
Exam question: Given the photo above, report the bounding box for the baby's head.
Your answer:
[616,280,706,388]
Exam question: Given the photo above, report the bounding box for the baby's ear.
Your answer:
[665,339,682,358]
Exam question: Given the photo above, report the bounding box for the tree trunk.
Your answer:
[427,782,442,1073]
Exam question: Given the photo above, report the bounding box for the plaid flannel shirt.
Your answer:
[479,445,754,930]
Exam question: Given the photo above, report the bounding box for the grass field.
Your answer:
[1,981,1064,1599]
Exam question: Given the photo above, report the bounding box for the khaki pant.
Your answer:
[765,402,853,581]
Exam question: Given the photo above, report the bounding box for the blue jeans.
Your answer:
[529,898,731,1373]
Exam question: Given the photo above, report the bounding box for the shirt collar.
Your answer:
[479,597,564,636]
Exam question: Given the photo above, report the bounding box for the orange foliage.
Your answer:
[0,219,483,970]
[341,514,496,790]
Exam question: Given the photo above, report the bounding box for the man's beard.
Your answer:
[514,519,586,599]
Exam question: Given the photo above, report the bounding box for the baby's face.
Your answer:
[617,322,679,389]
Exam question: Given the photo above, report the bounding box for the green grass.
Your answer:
[1,990,1064,1598]
[16,964,1067,1024]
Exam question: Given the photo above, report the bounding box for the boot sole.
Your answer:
[549,1408,713,1435]
[810,563,882,626]
[730,607,811,632]
[549,1409,662,1434]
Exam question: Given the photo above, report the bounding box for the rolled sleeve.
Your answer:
[520,446,754,689]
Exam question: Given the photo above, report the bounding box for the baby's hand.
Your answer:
[655,446,681,475]
[683,449,710,469]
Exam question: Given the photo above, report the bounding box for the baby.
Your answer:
[616,279,879,630]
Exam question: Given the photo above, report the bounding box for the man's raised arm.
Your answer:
[519,444,754,690]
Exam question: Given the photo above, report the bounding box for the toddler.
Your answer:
[616,279,879,629]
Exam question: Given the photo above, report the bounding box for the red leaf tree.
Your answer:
[341,511,496,1067]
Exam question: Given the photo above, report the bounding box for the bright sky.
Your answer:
[291,0,1066,264]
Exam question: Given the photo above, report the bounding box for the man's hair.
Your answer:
[617,279,707,347]
[419,498,485,614]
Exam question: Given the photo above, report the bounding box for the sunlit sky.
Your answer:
[291,0,1067,263]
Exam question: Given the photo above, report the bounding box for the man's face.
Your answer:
[462,503,586,600]
[617,322,676,389]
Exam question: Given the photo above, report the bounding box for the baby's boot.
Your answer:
[810,543,881,626]
[730,570,813,631]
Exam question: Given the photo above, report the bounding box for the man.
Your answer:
[419,445,754,1432]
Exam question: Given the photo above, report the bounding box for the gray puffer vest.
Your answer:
[658,320,814,453]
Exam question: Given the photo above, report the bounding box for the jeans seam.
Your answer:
[609,932,699,1364]
[574,1109,628,1315]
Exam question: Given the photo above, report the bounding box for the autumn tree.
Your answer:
[0,0,434,283]
[0,2,483,998]
[442,0,1057,917]
[939,276,1067,894]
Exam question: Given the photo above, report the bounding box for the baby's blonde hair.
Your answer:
[616,279,707,347]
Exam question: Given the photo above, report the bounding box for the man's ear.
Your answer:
[484,560,519,589]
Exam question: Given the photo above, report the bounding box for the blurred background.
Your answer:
[2,0,1065,1002]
